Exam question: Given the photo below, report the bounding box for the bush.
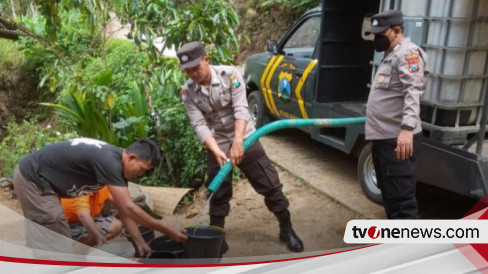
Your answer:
[146,95,206,189]
[13,2,243,191]
[260,0,319,14]
[136,57,207,189]
[0,118,78,176]
[0,40,25,72]
[0,40,54,123]
[81,39,149,94]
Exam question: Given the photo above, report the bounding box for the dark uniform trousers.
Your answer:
[372,133,422,219]
[205,141,289,217]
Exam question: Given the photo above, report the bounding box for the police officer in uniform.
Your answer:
[177,41,304,253]
[365,10,429,219]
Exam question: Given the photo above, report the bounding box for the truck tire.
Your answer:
[358,142,383,204]
[248,90,267,128]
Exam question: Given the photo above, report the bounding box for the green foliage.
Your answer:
[17,11,104,88]
[0,40,25,71]
[0,0,39,18]
[81,39,148,94]
[139,94,206,189]
[112,82,150,147]
[138,58,206,189]
[0,39,54,121]
[57,11,104,58]
[0,118,78,176]
[232,168,241,182]
[162,0,240,64]
[33,0,108,42]
[10,0,242,191]
[115,0,240,65]
[40,91,116,145]
[260,0,320,14]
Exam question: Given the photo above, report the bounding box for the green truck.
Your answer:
[243,0,488,203]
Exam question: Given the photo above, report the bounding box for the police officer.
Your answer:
[365,10,429,219]
[177,41,304,253]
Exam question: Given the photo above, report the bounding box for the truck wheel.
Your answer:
[248,90,267,128]
[358,142,383,204]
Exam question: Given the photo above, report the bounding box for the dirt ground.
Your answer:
[0,165,362,259]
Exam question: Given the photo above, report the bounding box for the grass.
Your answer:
[0,40,25,68]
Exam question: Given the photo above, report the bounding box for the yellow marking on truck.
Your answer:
[278,109,299,119]
[265,55,284,116]
[260,56,277,114]
[295,59,318,119]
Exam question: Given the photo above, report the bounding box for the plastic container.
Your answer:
[401,0,427,16]
[122,226,155,257]
[148,235,184,258]
[374,0,488,145]
[184,226,225,261]
[429,0,475,18]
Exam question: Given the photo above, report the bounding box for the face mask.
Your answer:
[373,34,391,52]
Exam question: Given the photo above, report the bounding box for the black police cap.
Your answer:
[176,41,206,70]
[365,10,404,35]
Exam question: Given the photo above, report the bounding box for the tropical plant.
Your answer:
[40,91,116,144]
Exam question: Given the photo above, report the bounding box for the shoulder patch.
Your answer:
[405,53,420,73]
[181,90,188,103]
[229,73,241,89]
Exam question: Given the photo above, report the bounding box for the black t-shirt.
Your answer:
[18,138,126,198]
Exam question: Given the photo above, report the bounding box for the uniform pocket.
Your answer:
[219,89,232,107]
[386,163,414,177]
[242,157,279,192]
[384,162,416,200]
[196,97,213,113]
[374,65,393,89]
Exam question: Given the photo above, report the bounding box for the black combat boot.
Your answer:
[274,209,304,252]
[210,216,229,255]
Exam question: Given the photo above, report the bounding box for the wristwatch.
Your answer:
[401,125,414,131]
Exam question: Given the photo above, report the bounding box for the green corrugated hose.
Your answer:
[207,117,366,193]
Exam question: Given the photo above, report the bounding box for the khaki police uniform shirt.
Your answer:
[366,37,429,140]
[182,65,255,148]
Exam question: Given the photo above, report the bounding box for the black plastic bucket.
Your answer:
[122,226,155,257]
[148,235,184,258]
[137,235,185,263]
[184,226,225,260]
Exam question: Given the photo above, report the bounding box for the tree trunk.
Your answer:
[30,1,38,17]
[9,0,16,18]
[144,82,178,185]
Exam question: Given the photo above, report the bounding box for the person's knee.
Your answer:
[106,219,123,240]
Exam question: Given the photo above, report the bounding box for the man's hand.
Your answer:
[395,129,414,160]
[213,149,229,168]
[228,140,244,167]
[136,242,152,258]
[77,209,108,247]
[203,137,229,167]
[94,233,107,247]
[166,227,188,242]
